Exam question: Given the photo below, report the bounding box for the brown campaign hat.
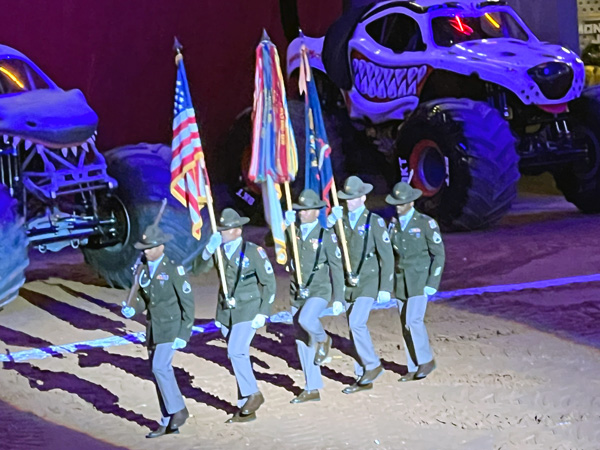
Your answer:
[337,176,373,200]
[292,189,327,210]
[134,224,173,250]
[385,182,422,205]
[217,208,250,231]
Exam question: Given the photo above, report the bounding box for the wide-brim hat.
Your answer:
[338,175,373,200]
[293,189,327,210]
[385,182,422,205]
[134,224,173,250]
[217,208,250,231]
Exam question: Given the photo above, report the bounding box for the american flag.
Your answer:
[170,55,208,240]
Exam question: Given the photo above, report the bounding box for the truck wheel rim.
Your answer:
[574,125,600,179]
[86,194,130,250]
[410,139,446,197]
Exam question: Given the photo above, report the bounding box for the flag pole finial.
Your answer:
[173,37,183,53]
[261,28,271,42]
[298,28,305,39]
[173,37,183,64]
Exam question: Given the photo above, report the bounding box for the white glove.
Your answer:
[332,300,345,316]
[377,291,391,304]
[121,301,135,318]
[172,338,187,350]
[251,314,268,329]
[326,205,344,228]
[284,210,296,227]
[214,320,222,329]
[424,286,437,297]
[205,232,222,255]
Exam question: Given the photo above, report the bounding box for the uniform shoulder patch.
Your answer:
[257,246,268,259]
[377,217,385,228]
[382,230,390,243]
[264,260,273,274]
[177,266,185,276]
[335,247,341,259]
[331,232,338,243]
[429,219,438,229]
[182,280,191,293]
[432,231,442,244]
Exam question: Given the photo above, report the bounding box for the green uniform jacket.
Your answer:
[389,211,445,300]
[288,223,345,308]
[341,209,395,301]
[133,257,195,345]
[208,241,276,326]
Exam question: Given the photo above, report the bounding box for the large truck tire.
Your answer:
[395,98,520,231]
[220,107,266,224]
[0,186,29,307]
[82,143,209,288]
[554,86,600,213]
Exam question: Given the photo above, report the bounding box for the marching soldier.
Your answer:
[121,224,195,438]
[327,176,394,394]
[284,189,345,404]
[385,182,445,382]
[201,208,276,423]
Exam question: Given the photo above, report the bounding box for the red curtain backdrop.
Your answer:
[0,0,341,180]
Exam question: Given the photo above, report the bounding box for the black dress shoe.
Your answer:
[415,359,436,380]
[146,426,180,438]
[358,365,384,385]
[241,391,264,415]
[398,372,417,382]
[342,382,373,394]
[225,411,257,423]
[314,335,332,366]
[290,389,320,404]
[168,406,189,430]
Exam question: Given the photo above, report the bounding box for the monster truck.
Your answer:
[0,45,206,307]
[277,0,599,230]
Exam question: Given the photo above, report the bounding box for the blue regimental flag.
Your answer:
[299,43,333,226]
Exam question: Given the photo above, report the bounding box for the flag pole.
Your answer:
[174,39,229,298]
[284,181,303,286]
[330,179,353,276]
[200,160,229,298]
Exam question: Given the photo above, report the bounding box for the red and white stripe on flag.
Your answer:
[170,107,208,240]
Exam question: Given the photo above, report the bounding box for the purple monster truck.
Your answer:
[0,45,206,307]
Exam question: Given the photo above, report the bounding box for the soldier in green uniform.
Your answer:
[327,176,394,394]
[121,223,195,438]
[284,189,345,404]
[386,182,445,382]
[201,208,276,423]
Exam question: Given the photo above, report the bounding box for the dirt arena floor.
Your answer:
[1,177,600,450]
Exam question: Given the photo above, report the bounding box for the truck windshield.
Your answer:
[0,58,50,95]
[432,11,529,47]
